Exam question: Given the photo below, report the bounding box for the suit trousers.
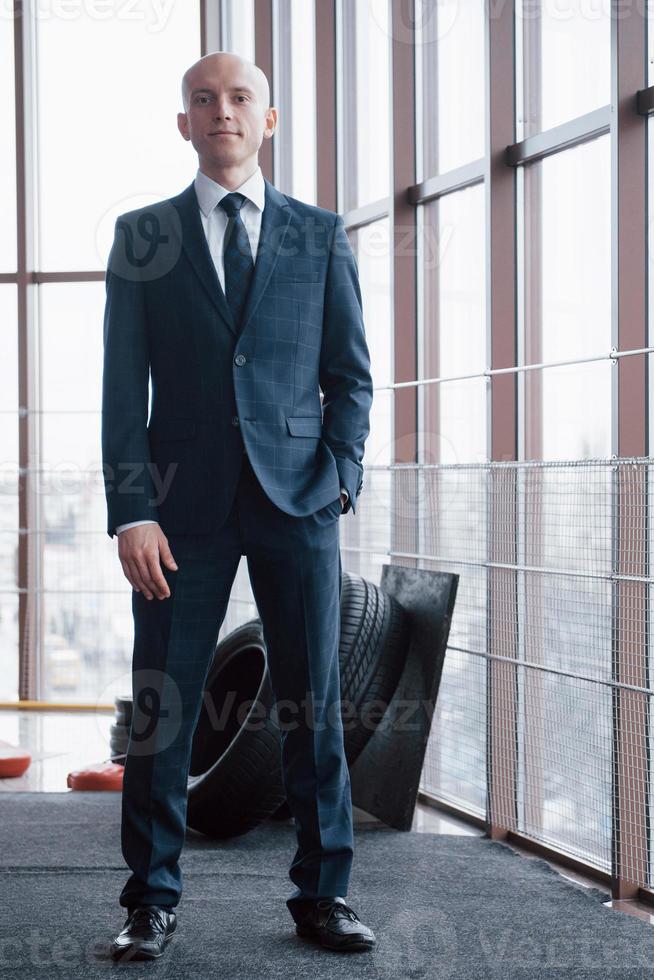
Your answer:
[118,449,354,923]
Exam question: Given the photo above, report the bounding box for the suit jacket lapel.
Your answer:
[171,176,292,340]
[238,177,292,338]
[172,180,235,334]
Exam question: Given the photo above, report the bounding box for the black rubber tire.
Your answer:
[114,574,410,759]
[114,695,133,726]
[111,697,132,764]
[267,572,410,820]
[109,721,130,758]
[185,620,287,840]
[268,799,293,821]
[337,571,410,766]
[111,574,410,828]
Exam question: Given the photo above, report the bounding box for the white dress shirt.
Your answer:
[115,166,347,535]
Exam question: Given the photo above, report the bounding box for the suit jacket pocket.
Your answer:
[286,415,323,437]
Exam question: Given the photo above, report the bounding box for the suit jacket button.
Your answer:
[234,353,247,366]
[232,416,240,426]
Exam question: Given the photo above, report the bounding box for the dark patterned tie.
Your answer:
[218,191,255,328]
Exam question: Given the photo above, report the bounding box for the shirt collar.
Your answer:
[194,164,265,218]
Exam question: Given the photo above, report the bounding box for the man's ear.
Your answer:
[263,106,277,138]
[177,112,190,140]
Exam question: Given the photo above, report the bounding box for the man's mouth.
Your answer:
[209,132,239,137]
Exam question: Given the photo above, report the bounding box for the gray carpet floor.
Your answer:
[2,792,654,978]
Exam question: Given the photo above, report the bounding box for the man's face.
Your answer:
[177,60,275,168]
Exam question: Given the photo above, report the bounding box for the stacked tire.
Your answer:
[186,620,288,839]
[109,696,133,763]
[110,571,410,838]
[337,571,410,766]
[269,572,409,820]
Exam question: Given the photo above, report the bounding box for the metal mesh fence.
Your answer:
[340,457,654,885]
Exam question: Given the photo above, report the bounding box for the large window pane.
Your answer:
[418,185,487,814]
[538,361,612,460]
[422,647,487,815]
[356,218,392,467]
[417,0,485,179]
[39,283,130,703]
[0,285,19,468]
[523,136,611,460]
[37,7,200,271]
[348,219,392,583]
[420,183,486,465]
[341,0,390,211]
[0,18,16,273]
[517,0,611,137]
[0,286,18,701]
[224,0,255,60]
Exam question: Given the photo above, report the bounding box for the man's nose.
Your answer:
[213,99,232,118]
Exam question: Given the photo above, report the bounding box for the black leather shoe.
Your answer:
[111,905,177,960]
[295,896,376,951]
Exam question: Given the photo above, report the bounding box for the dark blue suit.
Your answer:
[101,176,372,536]
[100,175,373,922]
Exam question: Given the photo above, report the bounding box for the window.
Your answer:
[339,0,390,212]
[36,6,200,271]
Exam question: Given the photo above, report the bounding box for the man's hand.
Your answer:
[117,523,178,600]
[339,490,348,511]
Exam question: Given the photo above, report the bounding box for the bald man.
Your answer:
[103,52,375,960]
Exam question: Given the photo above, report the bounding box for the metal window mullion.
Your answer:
[219,0,230,48]
[201,0,221,53]
[416,205,429,622]
[518,0,548,849]
[254,0,274,181]
[332,0,364,571]
[14,0,41,702]
[506,105,611,167]
[414,0,444,728]
[341,196,389,230]
[315,0,336,211]
[485,0,518,842]
[271,0,292,194]
[336,0,357,215]
[390,0,417,572]
[409,159,485,205]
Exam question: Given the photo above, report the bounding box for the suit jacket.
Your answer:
[101,175,373,540]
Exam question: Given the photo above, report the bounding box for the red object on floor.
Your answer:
[0,740,31,778]
[67,760,124,792]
